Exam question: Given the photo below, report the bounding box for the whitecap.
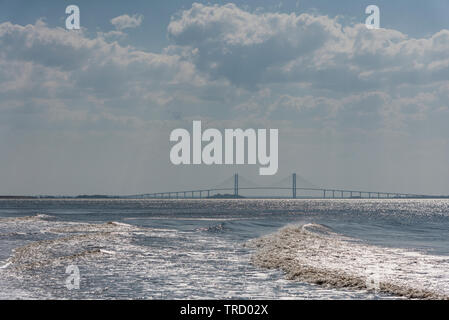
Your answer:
[248,223,449,299]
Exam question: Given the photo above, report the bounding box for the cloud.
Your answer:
[97,30,127,40]
[110,14,144,30]
[0,4,448,134]
[0,19,206,132]
[167,3,449,93]
[1,3,449,194]
[168,3,341,88]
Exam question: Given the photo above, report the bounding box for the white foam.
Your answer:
[100,249,116,255]
[107,221,134,228]
[248,224,449,299]
[35,214,53,219]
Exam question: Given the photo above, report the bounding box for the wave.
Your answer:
[0,232,28,237]
[247,223,449,299]
[1,219,144,272]
[47,221,140,234]
[0,214,54,223]
[124,217,255,221]
[99,249,116,255]
[106,221,133,228]
[1,218,171,275]
[7,233,112,271]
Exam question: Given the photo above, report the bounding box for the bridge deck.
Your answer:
[125,174,434,199]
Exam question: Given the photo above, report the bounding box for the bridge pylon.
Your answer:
[292,173,297,199]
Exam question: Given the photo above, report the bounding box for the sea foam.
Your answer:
[248,224,449,299]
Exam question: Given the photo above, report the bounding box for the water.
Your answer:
[0,199,448,299]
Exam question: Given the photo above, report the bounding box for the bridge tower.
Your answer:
[234,174,239,197]
[292,173,297,199]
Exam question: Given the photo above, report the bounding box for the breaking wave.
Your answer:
[0,214,54,223]
[0,217,150,274]
[248,223,449,299]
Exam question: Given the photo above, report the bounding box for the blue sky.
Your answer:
[0,1,448,195]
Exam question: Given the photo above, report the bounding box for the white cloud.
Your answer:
[1,4,448,134]
[110,14,144,30]
[167,3,449,93]
[0,19,205,129]
[168,3,342,87]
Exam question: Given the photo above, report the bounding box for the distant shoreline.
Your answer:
[0,196,37,199]
[1,195,449,200]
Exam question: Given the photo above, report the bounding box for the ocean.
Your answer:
[0,199,448,300]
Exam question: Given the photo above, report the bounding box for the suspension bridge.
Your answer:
[126,173,433,199]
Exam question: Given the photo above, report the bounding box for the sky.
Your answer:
[0,0,449,196]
